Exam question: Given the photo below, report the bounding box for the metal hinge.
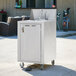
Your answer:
[22,27,24,33]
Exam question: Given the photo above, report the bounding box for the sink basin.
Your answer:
[20,19,51,24]
[26,19,47,22]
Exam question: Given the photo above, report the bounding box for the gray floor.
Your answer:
[0,36,76,76]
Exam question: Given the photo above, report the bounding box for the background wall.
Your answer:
[57,0,76,30]
[0,0,31,16]
[0,0,76,30]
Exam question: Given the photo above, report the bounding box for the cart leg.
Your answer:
[51,60,55,65]
[20,62,24,68]
[40,64,44,70]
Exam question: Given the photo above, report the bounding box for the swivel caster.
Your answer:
[51,60,55,65]
[20,62,24,68]
[40,64,44,70]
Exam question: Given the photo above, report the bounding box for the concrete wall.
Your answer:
[0,0,31,16]
[0,0,76,30]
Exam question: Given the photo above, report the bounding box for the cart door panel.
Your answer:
[21,24,41,62]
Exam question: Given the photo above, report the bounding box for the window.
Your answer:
[15,0,56,9]
[26,0,35,8]
[53,0,56,6]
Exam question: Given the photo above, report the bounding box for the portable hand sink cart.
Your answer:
[18,9,56,70]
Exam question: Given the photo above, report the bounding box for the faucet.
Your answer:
[41,9,43,19]
[38,9,43,20]
[39,9,47,20]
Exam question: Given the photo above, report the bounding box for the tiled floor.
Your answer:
[0,35,76,76]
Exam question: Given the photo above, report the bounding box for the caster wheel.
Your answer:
[40,64,44,70]
[20,62,24,68]
[51,60,55,65]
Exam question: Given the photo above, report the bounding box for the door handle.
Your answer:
[22,27,24,33]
